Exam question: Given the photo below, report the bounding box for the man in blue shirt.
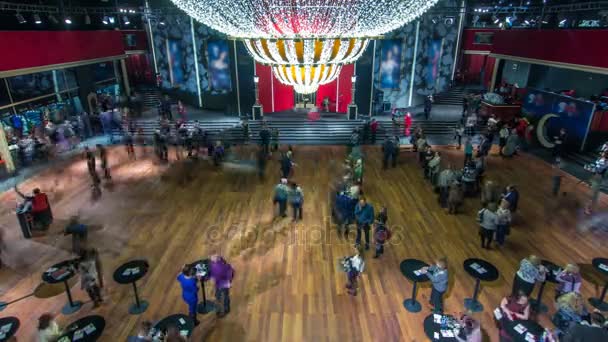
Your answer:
[177,265,200,325]
[354,197,374,250]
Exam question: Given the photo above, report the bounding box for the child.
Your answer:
[343,246,365,296]
[421,257,448,313]
[373,214,390,258]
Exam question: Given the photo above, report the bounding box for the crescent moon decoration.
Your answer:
[536,113,559,149]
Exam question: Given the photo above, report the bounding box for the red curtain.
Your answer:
[316,80,337,112]
[125,54,153,85]
[273,75,294,112]
[316,65,354,113]
[256,63,294,113]
[337,64,354,113]
[256,64,273,112]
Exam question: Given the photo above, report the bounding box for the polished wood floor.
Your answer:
[0,145,607,341]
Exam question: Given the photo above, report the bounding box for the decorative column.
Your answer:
[348,75,358,120]
[252,75,263,120]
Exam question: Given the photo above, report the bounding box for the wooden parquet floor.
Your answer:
[0,145,607,341]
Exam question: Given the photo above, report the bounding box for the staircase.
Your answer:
[433,87,466,106]
[139,87,162,109]
[110,118,395,146]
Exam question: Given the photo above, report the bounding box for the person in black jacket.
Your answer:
[382,137,397,169]
[562,312,608,342]
[259,124,271,156]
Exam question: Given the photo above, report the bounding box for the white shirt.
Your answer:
[350,255,365,273]
[38,321,61,342]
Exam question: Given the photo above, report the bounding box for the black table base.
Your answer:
[197,279,216,314]
[530,281,549,313]
[61,280,82,315]
[589,283,608,311]
[403,281,422,313]
[464,279,483,313]
[128,281,149,315]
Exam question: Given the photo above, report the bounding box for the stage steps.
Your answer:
[111,116,464,146]
[433,87,467,106]
[139,87,162,108]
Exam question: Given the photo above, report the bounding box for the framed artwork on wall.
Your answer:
[379,39,403,90]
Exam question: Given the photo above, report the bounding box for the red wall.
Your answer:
[315,65,354,113]
[256,63,295,113]
[491,29,608,69]
[272,75,295,112]
[256,64,273,112]
[0,30,126,72]
[461,28,498,51]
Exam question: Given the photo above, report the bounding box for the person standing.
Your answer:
[424,95,433,120]
[553,128,567,158]
[512,255,547,297]
[437,165,456,208]
[477,202,498,249]
[257,148,267,181]
[259,124,271,156]
[241,120,250,144]
[271,127,279,152]
[404,113,413,137]
[502,185,519,214]
[124,132,135,160]
[499,125,509,155]
[552,158,564,197]
[177,265,199,325]
[417,134,427,164]
[97,144,111,180]
[354,197,374,250]
[464,138,474,166]
[280,152,293,179]
[77,248,104,308]
[373,210,390,258]
[84,146,99,181]
[353,159,364,184]
[555,264,582,300]
[289,182,304,222]
[273,178,289,217]
[585,172,603,215]
[177,100,187,121]
[495,199,512,247]
[421,257,449,313]
[382,137,396,169]
[209,255,235,318]
[370,118,379,144]
[344,246,365,296]
[454,125,464,149]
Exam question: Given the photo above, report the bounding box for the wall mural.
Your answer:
[379,40,403,90]
[152,15,198,95]
[372,14,460,109]
[207,40,232,93]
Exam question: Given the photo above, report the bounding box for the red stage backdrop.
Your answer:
[0,30,126,72]
[256,63,294,113]
[316,64,354,113]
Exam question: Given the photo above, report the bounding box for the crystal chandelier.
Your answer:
[170,0,439,93]
[273,64,342,94]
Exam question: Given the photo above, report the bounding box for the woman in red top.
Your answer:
[15,185,51,228]
[498,290,531,341]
